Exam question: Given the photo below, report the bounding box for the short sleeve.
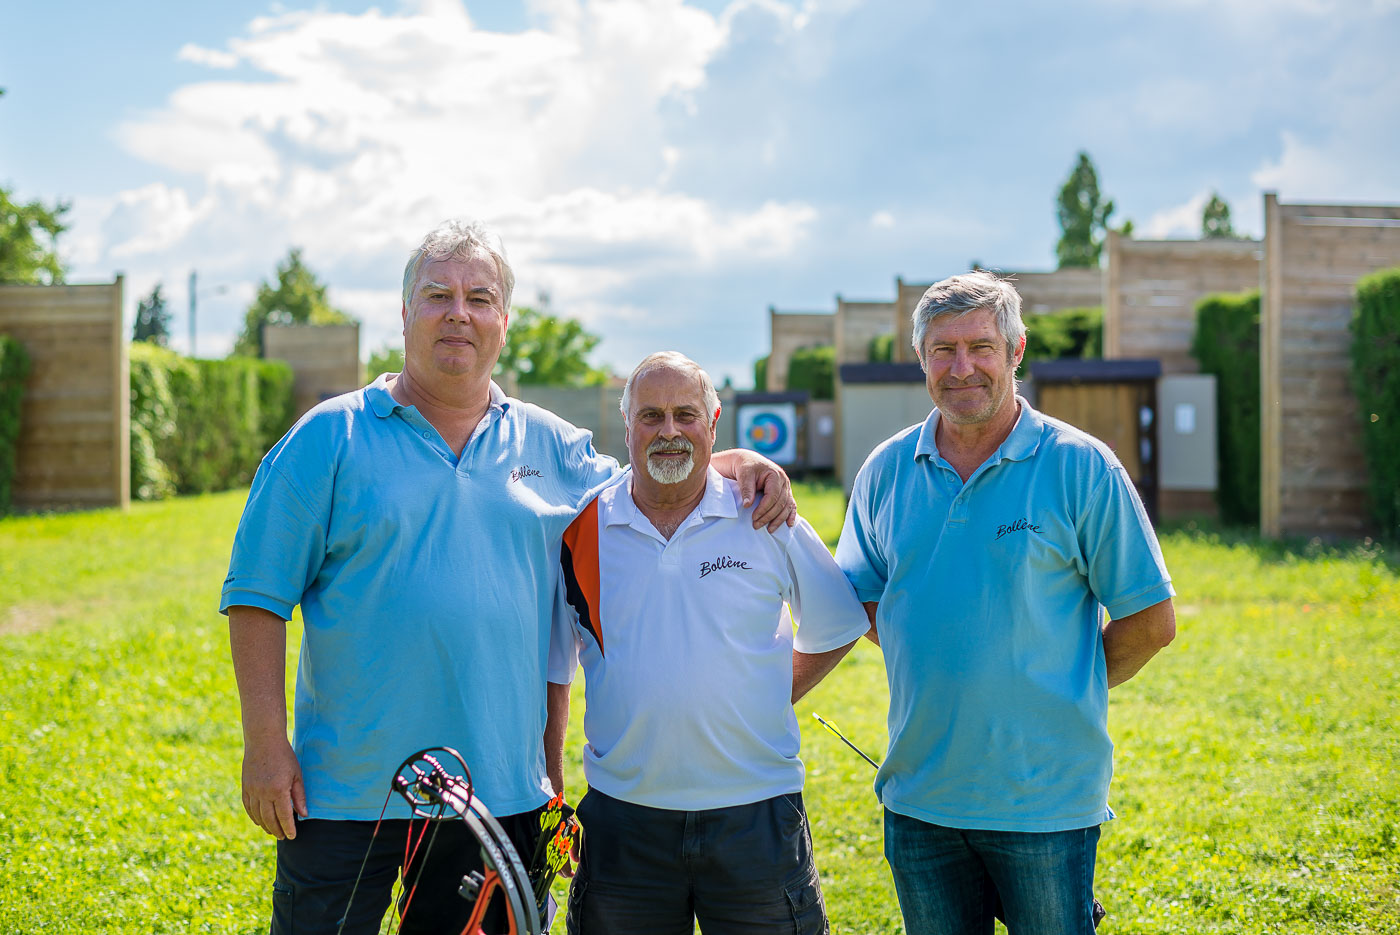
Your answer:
[834,462,889,603]
[785,518,872,654]
[560,424,622,511]
[1078,465,1175,619]
[547,575,582,684]
[219,455,329,620]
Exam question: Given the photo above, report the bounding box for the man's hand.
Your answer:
[229,605,304,838]
[242,735,307,840]
[712,448,796,531]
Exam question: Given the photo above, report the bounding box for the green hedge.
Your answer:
[787,345,835,400]
[0,336,32,515]
[130,344,295,500]
[1023,306,1103,363]
[867,333,894,363]
[1351,267,1400,539]
[1191,290,1261,526]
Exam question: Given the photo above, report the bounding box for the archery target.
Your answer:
[736,403,798,465]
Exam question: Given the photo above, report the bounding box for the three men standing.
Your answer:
[554,352,869,934]
[836,271,1176,934]
[222,222,792,934]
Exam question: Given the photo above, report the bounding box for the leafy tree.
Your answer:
[1202,192,1238,239]
[132,283,172,346]
[495,304,608,386]
[0,185,68,285]
[1055,152,1119,269]
[233,248,356,357]
[365,344,405,380]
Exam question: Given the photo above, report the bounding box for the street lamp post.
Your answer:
[187,270,228,358]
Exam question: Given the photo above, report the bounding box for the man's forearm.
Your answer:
[792,640,859,703]
[1102,598,1176,688]
[544,681,571,798]
[862,601,880,646]
[229,605,291,742]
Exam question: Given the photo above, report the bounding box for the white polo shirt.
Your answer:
[550,466,870,810]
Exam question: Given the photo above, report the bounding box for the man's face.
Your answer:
[401,252,508,381]
[625,367,717,486]
[920,307,1025,426]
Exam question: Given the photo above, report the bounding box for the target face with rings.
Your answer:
[736,403,797,465]
[745,413,787,455]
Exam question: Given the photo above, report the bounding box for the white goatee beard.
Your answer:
[645,440,695,484]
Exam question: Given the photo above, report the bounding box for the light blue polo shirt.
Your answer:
[836,398,1174,832]
[221,375,618,820]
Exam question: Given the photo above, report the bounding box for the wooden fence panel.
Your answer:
[263,323,363,420]
[1103,234,1261,375]
[0,280,128,511]
[1261,196,1400,537]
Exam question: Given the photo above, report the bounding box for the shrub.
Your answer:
[1350,267,1400,539]
[753,355,769,392]
[0,335,32,515]
[1190,290,1260,526]
[867,333,894,364]
[787,345,835,400]
[129,344,296,499]
[129,344,179,501]
[1023,306,1103,363]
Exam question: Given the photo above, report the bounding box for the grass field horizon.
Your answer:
[2,484,1396,933]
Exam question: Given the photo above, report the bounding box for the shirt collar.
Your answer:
[366,373,509,419]
[603,465,737,529]
[914,395,1043,464]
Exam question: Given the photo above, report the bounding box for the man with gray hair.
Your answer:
[222,222,796,934]
[553,351,870,934]
[835,270,1176,934]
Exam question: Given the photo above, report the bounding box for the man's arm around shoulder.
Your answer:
[1102,598,1176,688]
[229,605,306,839]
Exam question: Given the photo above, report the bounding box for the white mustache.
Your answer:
[647,439,694,455]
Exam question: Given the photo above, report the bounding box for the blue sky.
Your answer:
[3,0,1397,385]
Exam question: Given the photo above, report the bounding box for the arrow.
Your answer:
[812,713,880,770]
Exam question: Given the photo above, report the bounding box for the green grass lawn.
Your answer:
[1,486,1397,933]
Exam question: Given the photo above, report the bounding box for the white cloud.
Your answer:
[103,184,208,259]
[1252,130,1400,204]
[1141,191,1209,238]
[79,0,818,354]
[176,43,239,69]
[869,210,895,229]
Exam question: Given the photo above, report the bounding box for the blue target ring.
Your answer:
[745,413,788,455]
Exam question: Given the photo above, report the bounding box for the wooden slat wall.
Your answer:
[896,268,1103,364]
[0,280,129,511]
[263,324,363,419]
[1261,197,1400,538]
[766,310,834,391]
[1103,233,1261,375]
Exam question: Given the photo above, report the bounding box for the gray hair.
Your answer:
[911,271,1026,364]
[402,219,515,311]
[620,352,722,427]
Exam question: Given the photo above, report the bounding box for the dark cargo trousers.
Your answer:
[567,789,828,935]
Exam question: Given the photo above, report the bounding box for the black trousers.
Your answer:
[567,789,828,935]
[270,808,543,935]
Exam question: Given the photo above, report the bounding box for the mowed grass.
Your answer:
[1,484,1397,933]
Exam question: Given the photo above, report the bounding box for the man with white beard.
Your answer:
[551,352,871,935]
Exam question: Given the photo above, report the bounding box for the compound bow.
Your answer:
[339,747,544,935]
